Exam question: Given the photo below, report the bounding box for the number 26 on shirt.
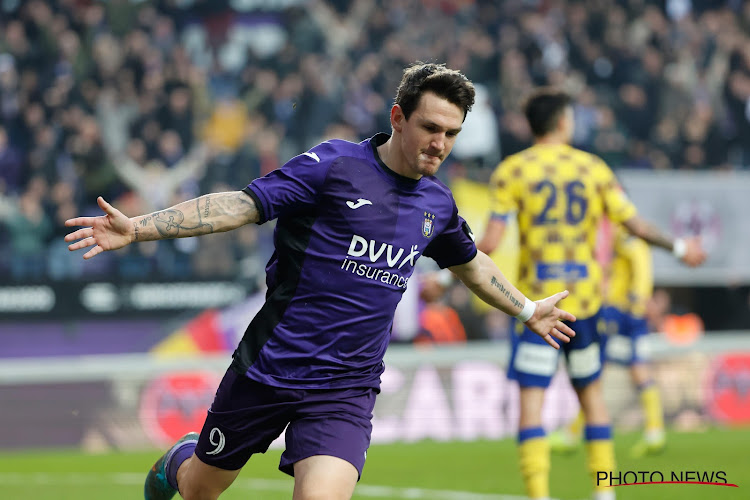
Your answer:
[532,180,588,225]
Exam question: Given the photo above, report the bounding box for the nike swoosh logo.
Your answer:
[346,198,373,209]
[303,152,320,162]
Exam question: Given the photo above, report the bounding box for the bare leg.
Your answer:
[575,379,609,426]
[292,455,359,500]
[518,386,546,429]
[629,362,650,387]
[175,454,241,500]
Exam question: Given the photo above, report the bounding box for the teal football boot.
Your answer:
[144,432,199,500]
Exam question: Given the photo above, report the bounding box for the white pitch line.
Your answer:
[0,473,542,500]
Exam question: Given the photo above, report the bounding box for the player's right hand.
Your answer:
[682,236,707,267]
[64,196,133,259]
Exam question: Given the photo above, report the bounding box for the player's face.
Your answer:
[393,92,464,178]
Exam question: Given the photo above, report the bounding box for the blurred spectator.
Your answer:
[112,141,209,213]
[617,83,655,142]
[159,83,194,150]
[0,125,23,194]
[414,271,467,345]
[4,181,53,280]
[445,282,489,341]
[70,116,122,202]
[47,180,83,280]
[571,85,598,148]
[651,117,683,168]
[451,83,500,169]
[2,0,750,288]
[498,110,531,159]
[202,98,248,153]
[591,105,628,166]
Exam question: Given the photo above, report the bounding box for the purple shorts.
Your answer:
[194,367,376,478]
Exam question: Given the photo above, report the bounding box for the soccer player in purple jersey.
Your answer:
[65,62,577,500]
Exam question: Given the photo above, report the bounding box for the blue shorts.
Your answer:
[195,367,376,478]
[507,311,602,389]
[599,306,649,366]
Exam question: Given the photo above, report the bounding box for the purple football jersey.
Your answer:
[234,133,476,389]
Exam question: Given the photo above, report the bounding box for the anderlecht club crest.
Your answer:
[423,212,435,237]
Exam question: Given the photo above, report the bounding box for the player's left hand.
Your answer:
[682,236,707,267]
[525,290,576,349]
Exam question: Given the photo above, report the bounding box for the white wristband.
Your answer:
[436,269,453,287]
[515,298,537,323]
[672,238,687,259]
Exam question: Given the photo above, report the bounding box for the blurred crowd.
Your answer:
[1,0,749,296]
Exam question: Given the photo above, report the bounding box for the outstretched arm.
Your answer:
[622,214,706,267]
[449,251,576,349]
[65,191,259,259]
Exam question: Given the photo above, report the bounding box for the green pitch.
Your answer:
[0,428,746,500]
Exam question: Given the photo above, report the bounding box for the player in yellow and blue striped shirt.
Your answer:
[601,224,666,457]
[551,222,666,459]
[478,88,706,500]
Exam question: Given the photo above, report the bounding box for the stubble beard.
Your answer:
[417,152,443,177]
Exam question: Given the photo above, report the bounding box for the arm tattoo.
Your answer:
[136,192,254,240]
[225,192,259,221]
[133,222,140,241]
[490,276,524,310]
[152,207,214,238]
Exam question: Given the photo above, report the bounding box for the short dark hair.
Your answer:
[394,62,475,122]
[522,88,572,137]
